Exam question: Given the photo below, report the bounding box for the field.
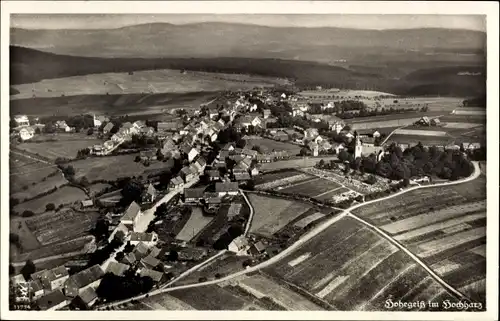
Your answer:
[245,138,301,155]
[258,156,337,172]
[87,183,113,196]
[10,152,61,194]
[13,235,94,262]
[393,128,448,137]
[265,216,460,311]
[351,173,487,305]
[247,193,312,237]
[16,140,98,160]
[11,170,67,201]
[253,169,306,186]
[385,134,455,146]
[70,154,172,182]
[11,69,286,100]
[13,186,88,214]
[175,207,215,242]
[25,209,101,245]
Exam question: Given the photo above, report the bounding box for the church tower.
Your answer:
[354,134,363,159]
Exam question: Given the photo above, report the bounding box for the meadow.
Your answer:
[14,186,88,214]
[175,207,215,242]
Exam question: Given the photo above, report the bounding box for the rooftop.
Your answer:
[215,182,239,193]
[121,201,141,221]
[184,188,205,199]
[36,289,67,310]
[139,268,163,282]
[105,261,130,277]
[78,287,98,305]
[67,265,104,289]
[130,232,156,243]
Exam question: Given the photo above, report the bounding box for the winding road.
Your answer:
[96,161,481,310]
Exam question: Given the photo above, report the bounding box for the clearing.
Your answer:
[175,207,215,242]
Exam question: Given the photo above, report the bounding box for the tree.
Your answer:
[120,179,144,205]
[114,230,126,242]
[35,127,41,135]
[87,128,94,135]
[156,149,164,161]
[62,165,76,178]
[299,148,309,156]
[116,252,125,262]
[22,210,35,217]
[20,260,36,280]
[167,250,179,261]
[338,150,350,163]
[45,203,56,211]
[9,264,15,275]
[134,155,141,162]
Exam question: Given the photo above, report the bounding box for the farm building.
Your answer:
[215,182,239,197]
[81,200,93,208]
[304,128,319,140]
[105,261,130,277]
[122,252,137,265]
[13,115,30,127]
[139,268,163,283]
[55,120,72,132]
[35,289,68,311]
[63,264,104,298]
[169,176,184,190]
[248,241,267,256]
[158,121,182,133]
[93,115,109,128]
[262,109,271,119]
[120,201,142,230]
[148,246,162,258]
[10,274,26,286]
[140,255,162,269]
[184,188,205,203]
[73,287,98,309]
[130,232,158,246]
[228,236,250,253]
[19,127,35,140]
[193,157,207,173]
[133,242,151,260]
[108,223,129,243]
[142,184,157,203]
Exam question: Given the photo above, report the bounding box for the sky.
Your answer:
[11,14,486,32]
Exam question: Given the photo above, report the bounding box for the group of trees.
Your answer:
[336,106,420,120]
[213,224,244,250]
[96,273,154,302]
[76,148,91,159]
[87,237,123,267]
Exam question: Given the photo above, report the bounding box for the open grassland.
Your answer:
[14,186,87,214]
[278,177,343,199]
[87,183,113,196]
[16,140,98,160]
[247,193,312,237]
[259,156,337,172]
[10,153,60,193]
[265,216,460,311]
[11,69,287,100]
[25,209,100,245]
[11,170,67,201]
[245,138,301,155]
[351,174,486,305]
[70,154,170,181]
[175,207,215,242]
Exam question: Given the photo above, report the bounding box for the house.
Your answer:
[120,201,141,230]
[55,120,72,132]
[193,157,207,173]
[13,115,30,127]
[262,109,271,119]
[183,147,199,163]
[234,172,251,182]
[38,266,70,292]
[74,287,98,309]
[180,166,196,183]
[223,143,235,151]
[215,182,239,197]
[142,183,157,203]
[105,261,130,277]
[64,264,104,298]
[30,279,44,299]
[103,122,114,134]
[308,142,319,156]
[272,131,289,141]
[332,143,345,154]
[122,252,137,265]
[372,130,381,138]
[148,246,162,258]
[140,255,161,269]
[184,188,205,203]
[107,223,129,244]
[256,154,272,163]
[36,289,68,311]
[133,120,146,129]
[178,247,208,261]
[10,274,26,286]
[140,126,155,137]
[431,118,441,126]
[314,135,326,144]
[228,236,249,253]
[133,242,152,260]
[169,176,184,190]
[362,137,376,147]
[304,128,319,140]
[205,169,221,181]
[319,141,332,151]
[93,115,109,128]
[139,268,163,283]
[130,232,158,246]
[19,127,35,140]
[235,115,262,129]
[81,200,93,208]
[248,241,266,256]
[157,122,181,133]
[250,167,259,176]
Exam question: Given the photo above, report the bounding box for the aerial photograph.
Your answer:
[7,11,488,313]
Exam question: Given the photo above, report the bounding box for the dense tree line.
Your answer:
[96,273,154,302]
[87,238,123,267]
[463,95,486,108]
[336,106,419,119]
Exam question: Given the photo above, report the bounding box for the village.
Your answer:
[9,87,485,311]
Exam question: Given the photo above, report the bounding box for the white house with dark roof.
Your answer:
[103,122,114,134]
[13,115,30,127]
[120,201,141,231]
[215,182,239,197]
[19,127,35,141]
[130,232,158,246]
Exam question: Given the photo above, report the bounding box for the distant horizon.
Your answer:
[10,14,486,32]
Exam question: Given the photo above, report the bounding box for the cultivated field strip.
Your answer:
[255,174,313,190]
[416,227,486,258]
[278,178,343,198]
[294,212,326,228]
